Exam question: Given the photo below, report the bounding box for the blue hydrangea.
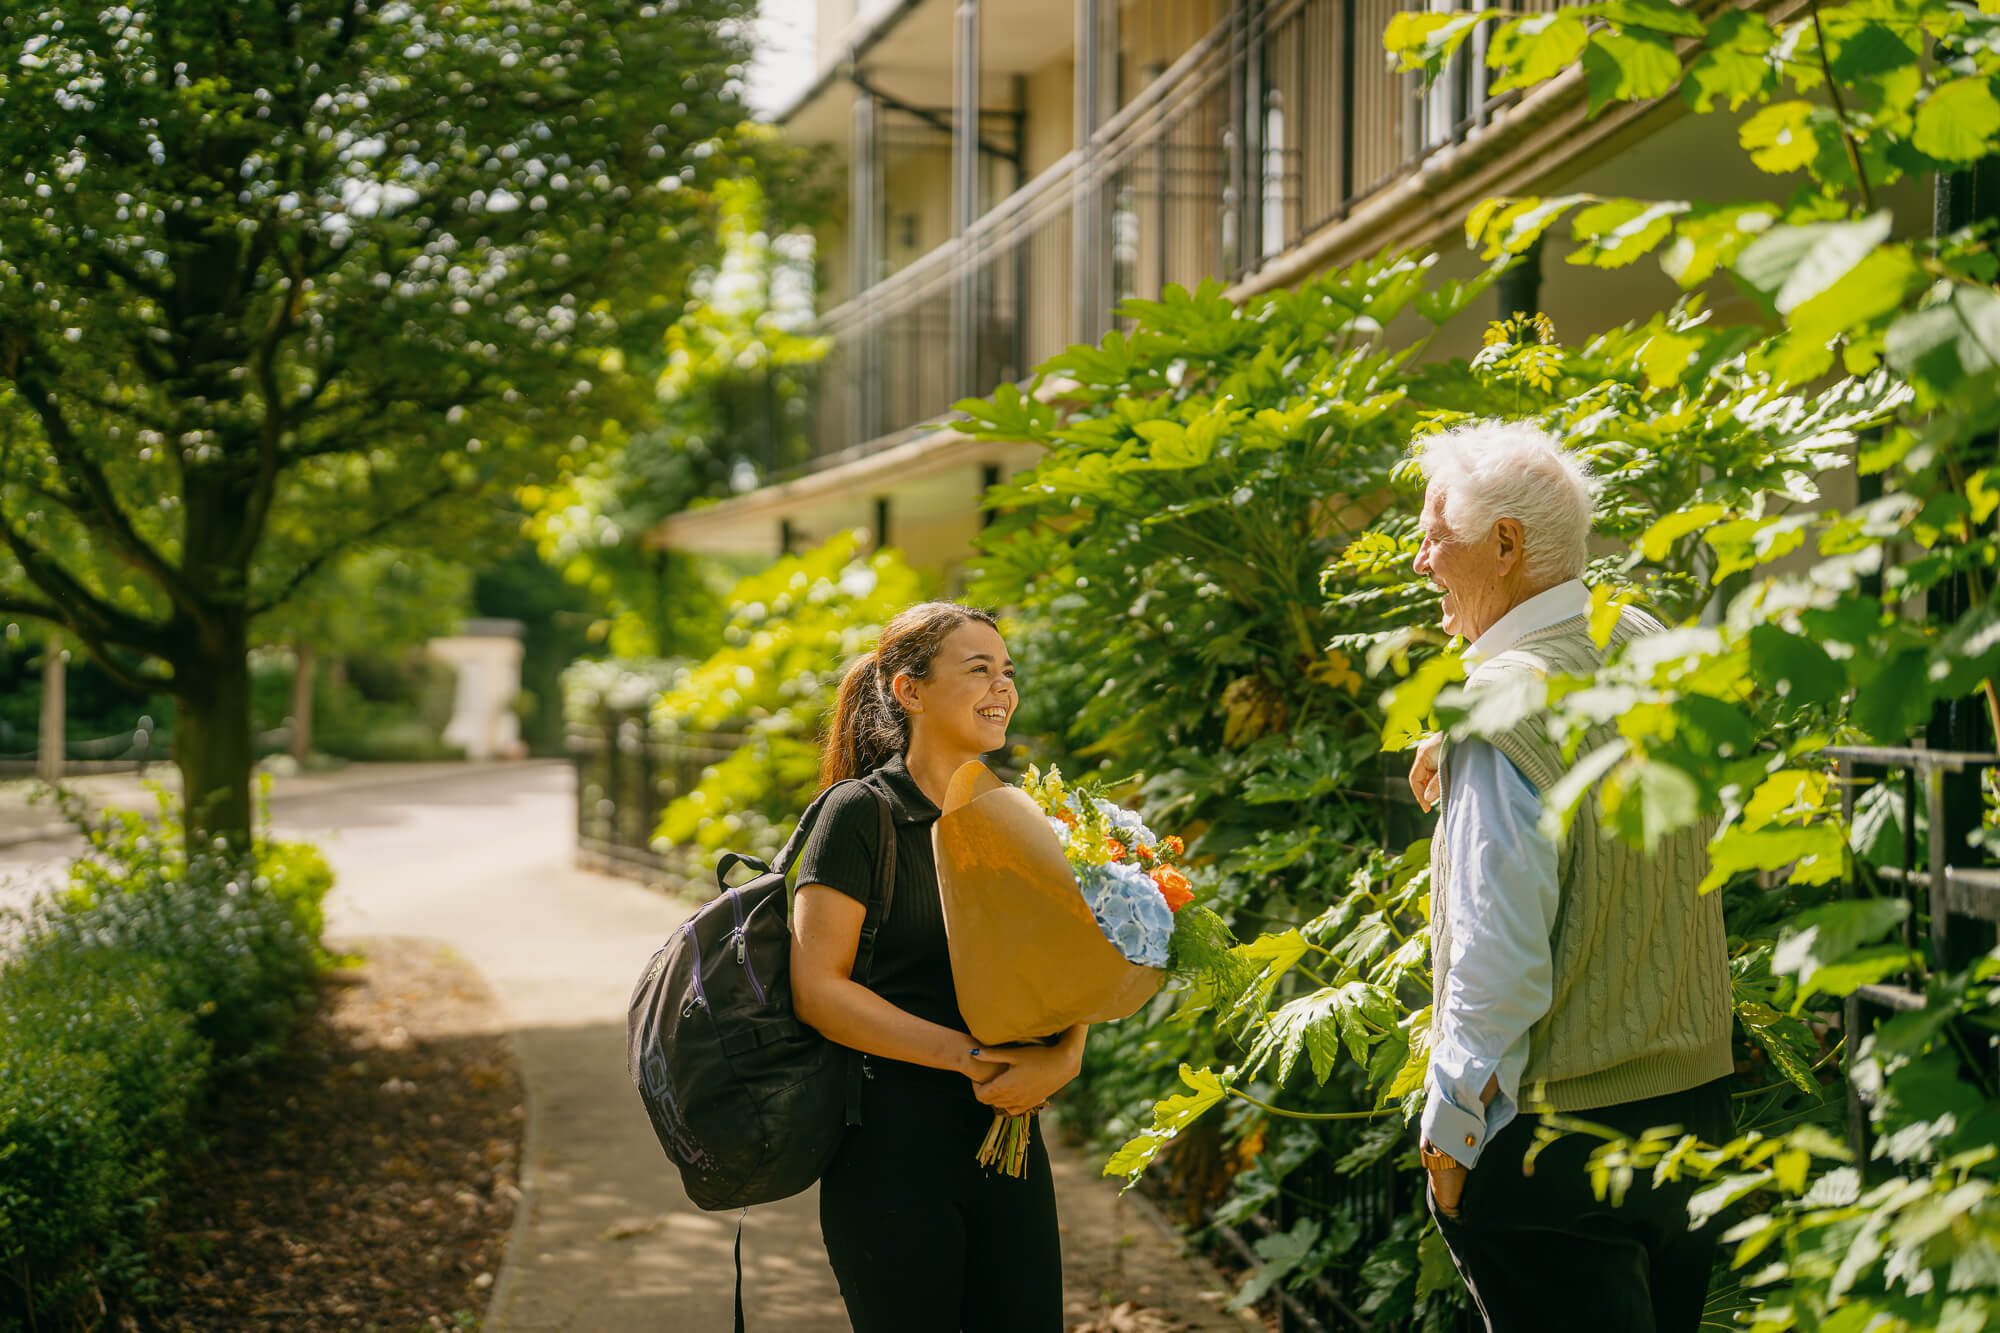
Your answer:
[1090,797,1155,843]
[1077,860,1174,968]
[1046,815,1074,848]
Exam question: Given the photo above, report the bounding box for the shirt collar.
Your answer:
[1464,579,1591,666]
[870,752,942,824]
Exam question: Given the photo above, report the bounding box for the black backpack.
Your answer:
[626,778,895,1211]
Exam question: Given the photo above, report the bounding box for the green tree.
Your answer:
[523,172,826,657]
[0,0,753,845]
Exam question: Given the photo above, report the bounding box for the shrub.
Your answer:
[0,797,332,1326]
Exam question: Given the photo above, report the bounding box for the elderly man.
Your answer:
[1405,422,1733,1333]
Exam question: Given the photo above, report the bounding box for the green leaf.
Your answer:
[1385,10,1496,74]
[1416,1229,1461,1300]
[1738,101,1819,173]
[1801,945,1919,1001]
[1379,652,1466,751]
[1569,199,1685,269]
[1539,739,1632,840]
[1700,822,1847,893]
[1231,1218,1323,1310]
[1914,79,2000,164]
[1743,770,1831,830]
[1886,283,2000,396]
[1683,12,1775,112]
[1601,757,1703,852]
[1105,1064,1230,1183]
[1488,12,1590,95]
[1635,330,1703,392]
[1600,0,1705,38]
[1236,929,1311,986]
[1771,897,1910,1000]
[1786,246,1922,346]
[1386,1006,1433,1100]
[1747,624,1844,708]
[1581,30,1682,113]
[1850,648,1930,745]
[1639,504,1727,562]
[1736,999,1824,1097]
[1931,601,2000,700]
[1734,213,1895,316]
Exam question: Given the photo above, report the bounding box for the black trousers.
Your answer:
[1431,1077,1734,1333]
[818,1062,1064,1332]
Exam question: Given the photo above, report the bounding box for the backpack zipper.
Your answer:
[727,889,767,1006]
[680,921,707,1018]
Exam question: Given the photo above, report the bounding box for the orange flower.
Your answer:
[1104,837,1126,863]
[1151,866,1193,912]
[1163,835,1185,857]
[1135,842,1156,863]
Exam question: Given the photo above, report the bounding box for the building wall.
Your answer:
[1020,59,1077,179]
[880,140,956,275]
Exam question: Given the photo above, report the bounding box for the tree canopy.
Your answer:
[0,0,756,840]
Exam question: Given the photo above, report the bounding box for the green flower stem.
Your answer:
[1226,1086,1396,1121]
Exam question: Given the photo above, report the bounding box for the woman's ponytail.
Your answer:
[820,650,898,786]
[818,601,999,788]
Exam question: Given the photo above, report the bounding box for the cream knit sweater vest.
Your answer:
[1429,606,1734,1113]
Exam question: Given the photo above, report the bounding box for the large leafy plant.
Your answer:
[650,532,928,872]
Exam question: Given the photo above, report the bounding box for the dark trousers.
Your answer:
[818,1063,1064,1332]
[1431,1077,1734,1333]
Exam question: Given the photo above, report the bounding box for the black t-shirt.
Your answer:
[794,755,969,1079]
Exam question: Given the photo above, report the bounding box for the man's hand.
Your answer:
[1423,1140,1468,1219]
[1410,732,1444,813]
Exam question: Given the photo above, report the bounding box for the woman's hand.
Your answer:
[971,1038,1084,1117]
[957,1042,1006,1087]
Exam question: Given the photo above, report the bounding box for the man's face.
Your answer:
[1413,483,1509,642]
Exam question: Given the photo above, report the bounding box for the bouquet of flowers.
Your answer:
[932,761,1198,1176]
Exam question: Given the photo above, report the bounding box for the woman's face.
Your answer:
[898,620,1016,756]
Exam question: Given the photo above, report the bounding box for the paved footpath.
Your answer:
[11,761,1246,1331]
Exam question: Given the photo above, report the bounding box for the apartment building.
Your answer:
[653,0,1910,576]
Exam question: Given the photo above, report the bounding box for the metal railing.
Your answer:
[568,709,748,885]
[0,719,167,778]
[805,0,1574,466]
[1833,744,2000,1161]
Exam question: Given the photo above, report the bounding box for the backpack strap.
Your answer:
[773,776,898,1128]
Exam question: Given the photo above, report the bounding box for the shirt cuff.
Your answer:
[1422,1049,1519,1170]
[1422,1083,1489,1168]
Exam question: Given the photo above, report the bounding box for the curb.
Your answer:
[477,1016,546,1330]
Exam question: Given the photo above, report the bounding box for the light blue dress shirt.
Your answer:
[1419,580,1584,1168]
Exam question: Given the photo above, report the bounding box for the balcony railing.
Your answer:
[805,0,1567,468]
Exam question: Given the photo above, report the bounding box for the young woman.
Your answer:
[791,601,1082,1332]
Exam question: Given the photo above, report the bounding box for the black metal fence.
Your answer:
[0,719,166,778]
[1833,744,2000,1160]
[568,707,747,888]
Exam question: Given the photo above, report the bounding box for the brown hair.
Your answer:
[819,601,1000,787]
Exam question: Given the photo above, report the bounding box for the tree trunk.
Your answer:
[174,613,254,850]
[37,631,64,785]
[290,642,316,762]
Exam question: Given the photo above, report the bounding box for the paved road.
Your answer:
[1,763,1245,1331]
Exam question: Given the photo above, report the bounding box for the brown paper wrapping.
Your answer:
[932,761,1165,1047]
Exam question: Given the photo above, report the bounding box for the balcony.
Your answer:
[800,0,1569,469]
[657,0,1693,561]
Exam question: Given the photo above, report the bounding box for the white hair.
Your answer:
[1414,421,1599,584]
